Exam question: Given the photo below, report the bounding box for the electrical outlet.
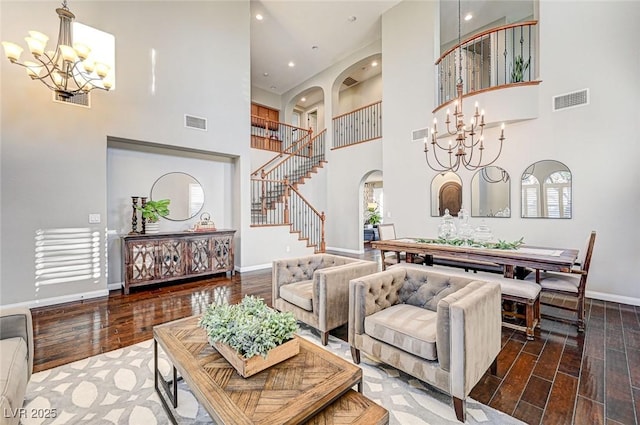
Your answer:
[88,213,101,224]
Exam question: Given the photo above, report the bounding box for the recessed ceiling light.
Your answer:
[256,14,263,21]
[262,72,269,77]
[464,13,472,21]
[311,45,319,50]
[270,86,276,90]
[347,15,357,23]
[288,61,295,68]
[371,61,378,67]
[301,97,306,102]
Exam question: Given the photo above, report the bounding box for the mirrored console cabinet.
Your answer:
[122,230,236,294]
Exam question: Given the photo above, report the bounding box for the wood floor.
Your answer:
[30,248,639,425]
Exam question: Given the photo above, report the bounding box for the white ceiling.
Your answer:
[250,0,400,96]
[250,1,534,97]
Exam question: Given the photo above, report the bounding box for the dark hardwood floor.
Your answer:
[30,247,639,425]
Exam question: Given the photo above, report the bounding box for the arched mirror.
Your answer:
[150,172,204,221]
[471,166,511,217]
[521,160,572,218]
[431,172,462,217]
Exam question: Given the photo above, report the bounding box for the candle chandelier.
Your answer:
[1,1,112,99]
[425,0,505,172]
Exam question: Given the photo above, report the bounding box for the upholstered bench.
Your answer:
[392,263,542,340]
[498,278,541,340]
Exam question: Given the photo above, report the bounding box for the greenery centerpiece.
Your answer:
[199,296,299,377]
[415,237,525,250]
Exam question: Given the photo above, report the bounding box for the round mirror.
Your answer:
[471,166,511,217]
[150,172,204,221]
[521,160,572,218]
[431,171,462,217]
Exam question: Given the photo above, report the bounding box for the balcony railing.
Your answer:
[332,101,382,149]
[251,116,312,153]
[436,21,538,109]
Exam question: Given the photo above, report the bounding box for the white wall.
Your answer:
[0,1,251,307]
[381,0,640,304]
[338,74,383,115]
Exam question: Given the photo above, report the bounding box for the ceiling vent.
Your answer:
[553,89,589,112]
[185,114,207,131]
[53,91,90,108]
[411,127,429,142]
[342,77,358,87]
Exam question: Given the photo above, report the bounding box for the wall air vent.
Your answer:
[185,114,207,131]
[342,77,358,87]
[411,127,429,142]
[53,91,90,108]
[552,89,589,112]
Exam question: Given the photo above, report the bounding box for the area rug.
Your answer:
[22,325,524,425]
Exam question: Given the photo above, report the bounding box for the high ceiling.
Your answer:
[250,0,400,95]
[250,1,534,96]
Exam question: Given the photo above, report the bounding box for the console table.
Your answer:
[122,230,235,294]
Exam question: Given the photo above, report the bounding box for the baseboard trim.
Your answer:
[586,290,640,307]
[107,282,123,291]
[326,246,364,255]
[1,289,109,310]
[238,263,271,272]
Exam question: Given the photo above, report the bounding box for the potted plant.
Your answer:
[137,199,170,233]
[199,295,299,377]
[366,206,382,228]
[510,55,530,83]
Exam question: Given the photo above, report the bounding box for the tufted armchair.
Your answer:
[273,254,378,345]
[348,266,501,422]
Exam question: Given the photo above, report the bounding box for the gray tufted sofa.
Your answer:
[348,266,501,422]
[0,307,33,425]
[273,254,378,345]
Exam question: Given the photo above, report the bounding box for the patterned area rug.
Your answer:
[21,325,524,425]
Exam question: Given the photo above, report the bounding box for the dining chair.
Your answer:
[377,223,401,269]
[524,230,596,332]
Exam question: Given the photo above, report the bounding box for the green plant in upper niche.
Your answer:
[198,295,298,359]
[137,199,170,222]
[510,55,530,83]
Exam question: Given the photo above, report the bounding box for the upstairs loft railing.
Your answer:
[252,129,326,185]
[251,115,312,153]
[332,101,382,149]
[436,21,538,109]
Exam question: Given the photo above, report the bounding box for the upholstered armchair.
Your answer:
[273,254,378,345]
[348,266,501,422]
[0,307,34,425]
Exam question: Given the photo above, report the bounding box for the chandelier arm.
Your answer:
[431,134,456,151]
[428,146,460,172]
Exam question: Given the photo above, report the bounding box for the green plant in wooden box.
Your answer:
[199,295,298,359]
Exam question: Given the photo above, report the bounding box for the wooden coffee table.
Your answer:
[153,315,388,425]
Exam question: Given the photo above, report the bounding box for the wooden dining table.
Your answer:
[371,238,579,279]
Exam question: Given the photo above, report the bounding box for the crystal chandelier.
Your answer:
[1,1,112,98]
[424,0,505,172]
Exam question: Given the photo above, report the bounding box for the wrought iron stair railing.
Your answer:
[250,130,327,252]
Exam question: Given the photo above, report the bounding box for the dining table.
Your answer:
[371,238,579,279]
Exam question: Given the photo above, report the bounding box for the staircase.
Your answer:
[251,129,327,252]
